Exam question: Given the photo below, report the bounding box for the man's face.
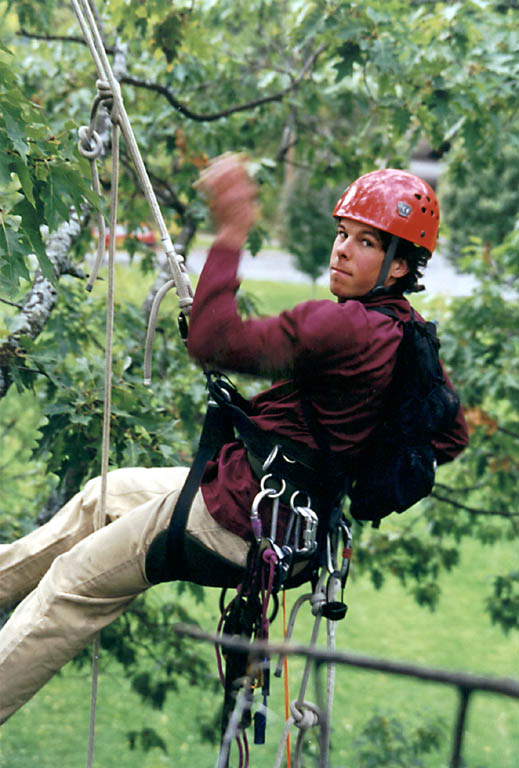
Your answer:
[329,218,388,299]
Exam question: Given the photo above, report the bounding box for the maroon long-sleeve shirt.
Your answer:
[187,244,469,539]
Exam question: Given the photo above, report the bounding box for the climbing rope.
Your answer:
[271,523,352,768]
[70,0,194,384]
[77,61,121,768]
[214,520,352,768]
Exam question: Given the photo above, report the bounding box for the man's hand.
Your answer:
[195,153,258,250]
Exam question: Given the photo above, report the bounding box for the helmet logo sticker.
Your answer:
[397,201,412,218]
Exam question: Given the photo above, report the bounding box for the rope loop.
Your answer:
[96,78,113,104]
[177,295,194,309]
[96,78,121,124]
[290,700,321,730]
[78,126,103,159]
[309,587,326,616]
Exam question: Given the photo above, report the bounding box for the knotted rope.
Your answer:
[77,79,112,291]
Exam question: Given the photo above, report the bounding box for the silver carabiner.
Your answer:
[251,475,287,543]
[327,519,352,575]
[290,505,318,554]
[326,532,336,574]
[260,474,286,541]
[251,487,278,519]
[299,506,318,552]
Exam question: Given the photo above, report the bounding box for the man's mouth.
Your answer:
[331,266,352,277]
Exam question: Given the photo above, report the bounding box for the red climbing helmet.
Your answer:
[333,169,440,253]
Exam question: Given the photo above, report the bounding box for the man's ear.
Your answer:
[389,257,408,279]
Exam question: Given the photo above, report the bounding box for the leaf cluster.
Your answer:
[352,710,446,768]
[0,49,99,297]
[5,277,205,507]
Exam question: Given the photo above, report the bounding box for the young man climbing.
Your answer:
[0,155,468,723]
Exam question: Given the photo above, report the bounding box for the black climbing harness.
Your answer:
[146,371,353,766]
[152,372,350,584]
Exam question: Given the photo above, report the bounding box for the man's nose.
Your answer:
[337,236,351,258]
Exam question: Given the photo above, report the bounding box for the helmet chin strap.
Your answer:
[369,234,400,296]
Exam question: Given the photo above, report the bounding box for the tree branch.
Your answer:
[430,491,518,518]
[434,480,487,494]
[497,424,519,439]
[120,42,326,122]
[17,27,115,54]
[0,209,84,399]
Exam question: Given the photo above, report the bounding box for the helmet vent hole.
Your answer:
[421,207,427,213]
[414,193,421,200]
[420,230,425,238]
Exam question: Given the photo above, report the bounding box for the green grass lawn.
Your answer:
[1,533,517,768]
[1,268,517,767]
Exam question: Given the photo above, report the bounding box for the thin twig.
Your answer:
[0,297,23,309]
[17,27,115,53]
[430,491,518,518]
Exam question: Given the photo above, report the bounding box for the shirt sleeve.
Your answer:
[186,243,369,377]
[432,366,470,464]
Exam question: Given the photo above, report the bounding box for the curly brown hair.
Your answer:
[379,231,432,294]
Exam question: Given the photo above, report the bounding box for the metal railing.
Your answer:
[173,622,519,768]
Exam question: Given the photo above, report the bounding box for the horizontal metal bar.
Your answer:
[173,621,519,700]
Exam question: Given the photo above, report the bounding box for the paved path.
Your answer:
[186,244,478,297]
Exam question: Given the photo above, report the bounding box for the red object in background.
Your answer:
[92,225,158,248]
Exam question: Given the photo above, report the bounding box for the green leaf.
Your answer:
[334,41,362,81]
[12,198,54,283]
[0,215,30,295]
[43,171,72,231]
[12,157,35,207]
[1,101,29,160]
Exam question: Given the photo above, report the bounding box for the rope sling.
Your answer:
[70,3,352,766]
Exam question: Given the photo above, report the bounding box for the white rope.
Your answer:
[77,121,105,290]
[322,574,341,768]
[143,279,176,386]
[71,0,194,384]
[70,0,193,312]
[273,572,327,768]
[85,116,119,768]
[76,44,121,768]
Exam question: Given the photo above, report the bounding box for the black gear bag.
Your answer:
[346,307,460,526]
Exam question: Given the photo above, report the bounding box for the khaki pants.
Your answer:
[0,466,249,724]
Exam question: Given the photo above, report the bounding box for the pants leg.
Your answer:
[0,466,249,724]
[0,467,194,610]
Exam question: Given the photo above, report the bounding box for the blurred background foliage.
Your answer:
[0,0,517,757]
